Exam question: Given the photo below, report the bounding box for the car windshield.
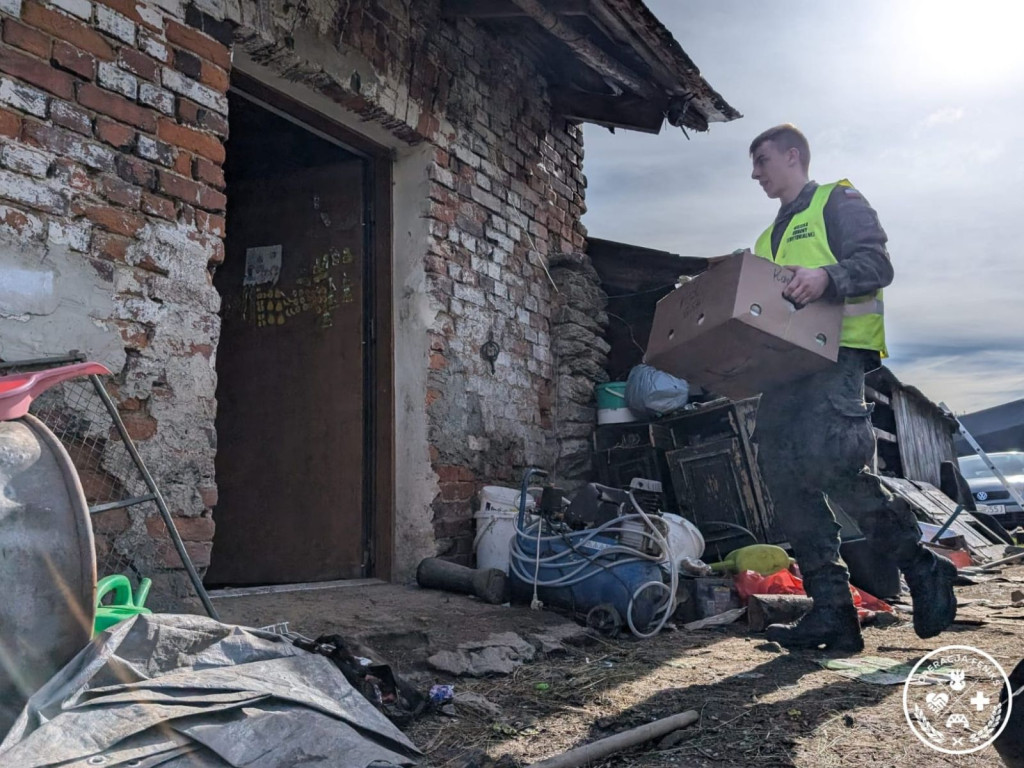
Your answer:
[958,452,1024,479]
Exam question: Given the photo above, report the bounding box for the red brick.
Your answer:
[195,208,223,236]
[94,0,155,29]
[208,238,224,265]
[146,514,214,541]
[93,230,129,262]
[156,117,224,163]
[0,46,74,99]
[198,184,225,212]
[50,156,92,192]
[164,19,230,69]
[429,351,446,370]
[101,175,141,208]
[95,116,134,149]
[173,148,190,176]
[0,204,41,237]
[157,169,201,205]
[158,540,211,569]
[50,99,91,135]
[84,204,146,237]
[192,155,223,189]
[199,60,228,92]
[199,485,218,508]
[140,191,175,219]
[0,107,22,138]
[3,19,52,59]
[77,83,156,131]
[176,97,228,137]
[118,409,157,439]
[435,464,476,483]
[115,153,155,189]
[117,47,157,81]
[92,508,130,535]
[22,120,112,170]
[51,40,95,79]
[21,1,114,61]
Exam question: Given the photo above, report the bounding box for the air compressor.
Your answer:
[507,468,677,637]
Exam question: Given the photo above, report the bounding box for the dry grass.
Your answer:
[407,566,1024,768]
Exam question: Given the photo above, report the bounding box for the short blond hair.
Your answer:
[749,124,810,172]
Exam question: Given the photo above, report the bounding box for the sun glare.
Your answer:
[896,1,1024,87]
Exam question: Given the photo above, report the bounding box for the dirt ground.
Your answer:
[214,567,1024,768]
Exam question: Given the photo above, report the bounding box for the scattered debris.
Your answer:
[821,656,950,686]
[428,632,537,676]
[454,692,504,721]
[683,607,746,630]
[294,633,427,726]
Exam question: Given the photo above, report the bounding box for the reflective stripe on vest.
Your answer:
[753,180,887,357]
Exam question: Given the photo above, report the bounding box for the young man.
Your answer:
[749,124,956,651]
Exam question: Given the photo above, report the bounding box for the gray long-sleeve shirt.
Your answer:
[767,181,894,300]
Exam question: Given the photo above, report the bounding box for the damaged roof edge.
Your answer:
[600,0,742,127]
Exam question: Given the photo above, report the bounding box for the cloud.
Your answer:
[923,107,965,127]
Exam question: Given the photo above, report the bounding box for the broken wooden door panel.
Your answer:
[666,438,771,542]
[209,159,367,584]
[877,476,1005,562]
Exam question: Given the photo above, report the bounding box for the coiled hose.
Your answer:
[510,470,677,638]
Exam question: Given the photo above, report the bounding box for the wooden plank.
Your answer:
[877,477,1004,562]
[873,427,898,443]
[865,385,890,406]
[506,0,659,98]
[550,88,666,133]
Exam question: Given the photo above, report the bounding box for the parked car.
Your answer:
[957,451,1024,528]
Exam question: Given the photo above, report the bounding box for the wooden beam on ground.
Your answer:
[442,0,589,19]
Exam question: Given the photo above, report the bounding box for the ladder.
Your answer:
[940,402,1024,510]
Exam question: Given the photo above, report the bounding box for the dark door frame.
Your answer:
[224,71,395,580]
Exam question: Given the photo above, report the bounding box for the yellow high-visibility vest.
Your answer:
[754,180,887,357]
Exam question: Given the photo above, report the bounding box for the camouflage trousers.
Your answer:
[754,348,922,607]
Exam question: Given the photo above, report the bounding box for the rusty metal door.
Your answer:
[208,161,367,584]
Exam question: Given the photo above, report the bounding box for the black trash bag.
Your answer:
[296,634,428,727]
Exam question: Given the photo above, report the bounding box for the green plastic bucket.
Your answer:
[595,382,627,409]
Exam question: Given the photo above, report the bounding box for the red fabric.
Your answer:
[733,569,893,621]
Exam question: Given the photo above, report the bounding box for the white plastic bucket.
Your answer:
[474,486,533,573]
[662,513,705,567]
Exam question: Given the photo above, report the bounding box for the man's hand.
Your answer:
[782,266,830,306]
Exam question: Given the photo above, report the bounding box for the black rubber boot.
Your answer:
[902,548,957,639]
[765,602,864,652]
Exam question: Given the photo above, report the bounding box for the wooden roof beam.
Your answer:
[505,0,658,99]
[442,0,589,19]
[550,88,664,133]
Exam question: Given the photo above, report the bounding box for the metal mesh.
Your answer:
[2,357,214,613]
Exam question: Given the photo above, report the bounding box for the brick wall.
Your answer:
[0,0,593,585]
[0,0,228,603]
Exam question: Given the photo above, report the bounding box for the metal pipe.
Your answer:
[89,374,220,620]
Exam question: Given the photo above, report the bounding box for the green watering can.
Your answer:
[93,575,152,636]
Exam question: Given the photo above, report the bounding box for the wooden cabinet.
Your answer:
[594,399,782,544]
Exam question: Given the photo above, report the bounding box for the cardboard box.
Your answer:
[645,251,843,399]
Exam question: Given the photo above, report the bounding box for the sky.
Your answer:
[581,0,1024,415]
